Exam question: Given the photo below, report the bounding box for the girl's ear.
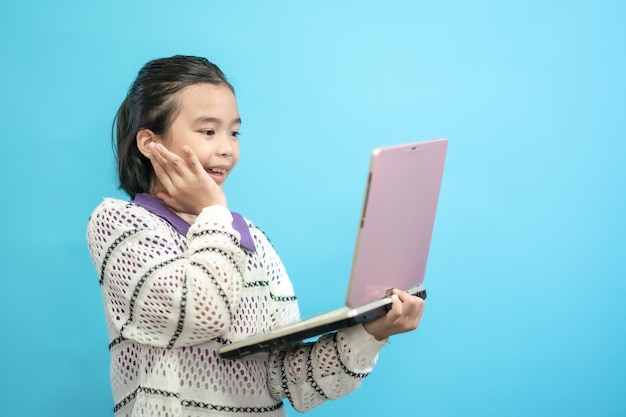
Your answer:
[136,129,159,158]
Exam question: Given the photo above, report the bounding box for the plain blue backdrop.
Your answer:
[1,1,624,416]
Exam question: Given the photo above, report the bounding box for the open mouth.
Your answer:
[206,167,227,177]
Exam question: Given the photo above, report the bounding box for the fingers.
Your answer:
[388,289,425,329]
[149,143,188,176]
[148,143,186,192]
[147,143,226,214]
[388,294,403,318]
[148,143,201,195]
[149,143,210,187]
[148,143,172,188]
[182,145,206,176]
[412,303,425,328]
[363,289,427,340]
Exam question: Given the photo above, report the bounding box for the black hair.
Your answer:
[113,55,234,198]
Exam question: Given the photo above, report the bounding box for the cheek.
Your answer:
[162,133,199,158]
[188,145,204,159]
[232,148,241,167]
[172,143,202,160]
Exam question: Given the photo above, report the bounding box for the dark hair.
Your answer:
[114,55,234,198]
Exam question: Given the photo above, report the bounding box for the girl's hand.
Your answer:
[363,289,425,341]
[148,143,226,214]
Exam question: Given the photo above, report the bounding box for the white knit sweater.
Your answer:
[87,197,386,417]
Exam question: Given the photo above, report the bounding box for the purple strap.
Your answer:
[132,193,256,252]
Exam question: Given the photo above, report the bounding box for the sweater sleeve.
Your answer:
[266,324,387,411]
[86,199,248,348]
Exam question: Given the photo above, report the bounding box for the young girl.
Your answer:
[87,55,425,417]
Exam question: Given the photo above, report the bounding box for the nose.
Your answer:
[215,133,234,157]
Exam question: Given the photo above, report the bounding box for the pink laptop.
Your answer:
[219,138,448,359]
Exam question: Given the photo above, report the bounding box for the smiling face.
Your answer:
[159,82,241,188]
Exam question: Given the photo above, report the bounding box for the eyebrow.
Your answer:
[192,116,242,125]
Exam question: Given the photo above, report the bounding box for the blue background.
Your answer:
[1,1,624,416]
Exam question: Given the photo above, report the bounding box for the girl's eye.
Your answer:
[231,131,240,138]
[203,130,215,136]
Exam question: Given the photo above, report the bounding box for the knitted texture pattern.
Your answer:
[87,198,386,417]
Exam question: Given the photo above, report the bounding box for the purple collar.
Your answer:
[132,193,256,252]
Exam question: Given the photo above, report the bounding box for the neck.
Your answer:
[176,211,197,225]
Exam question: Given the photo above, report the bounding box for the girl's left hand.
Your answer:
[363,289,425,341]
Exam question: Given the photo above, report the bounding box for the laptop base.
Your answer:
[219,286,426,359]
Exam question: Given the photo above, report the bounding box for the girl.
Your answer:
[87,55,425,417]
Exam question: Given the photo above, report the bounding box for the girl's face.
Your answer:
[161,83,241,188]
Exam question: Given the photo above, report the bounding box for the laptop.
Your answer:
[218,138,448,359]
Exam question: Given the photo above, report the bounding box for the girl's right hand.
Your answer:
[148,142,227,214]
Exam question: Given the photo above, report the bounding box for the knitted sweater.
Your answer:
[86,196,386,417]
